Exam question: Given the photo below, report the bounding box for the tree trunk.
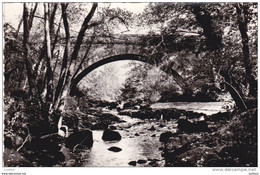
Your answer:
[44,3,53,106]
[190,3,222,51]
[236,3,257,97]
[23,3,35,96]
[70,3,98,63]
[219,71,247,110]
[54,3,98,111]
[52,3,71,111]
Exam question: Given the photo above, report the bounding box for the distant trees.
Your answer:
[135,2,257,108]
[119,62,182,103]
[80,63,123,102]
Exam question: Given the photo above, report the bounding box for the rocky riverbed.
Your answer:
[52,102,238,167]
[163,108,257,167]
[4,102,257,167]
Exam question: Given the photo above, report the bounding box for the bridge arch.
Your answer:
[70,54,192,96]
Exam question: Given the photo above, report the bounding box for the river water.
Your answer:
[150,102,229,115]
[60,102,228,167]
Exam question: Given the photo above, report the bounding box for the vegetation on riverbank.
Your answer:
[163,107,257,167]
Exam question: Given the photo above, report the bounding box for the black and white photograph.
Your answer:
[2,1,258,172]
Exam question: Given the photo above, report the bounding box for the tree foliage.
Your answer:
[135,2,257,107]
[80,63,123,102]
[4,2,135,138]
[120,62,182,103]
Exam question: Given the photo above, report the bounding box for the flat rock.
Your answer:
[128,161,136,166]
[137,159,147,164]
[108,146,122,152]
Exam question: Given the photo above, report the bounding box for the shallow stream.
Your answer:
[59,102,228,167]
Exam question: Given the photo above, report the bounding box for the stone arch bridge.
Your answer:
[69,34,193,96]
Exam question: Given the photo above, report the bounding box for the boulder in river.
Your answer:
[159,131,175,144]
[159,124,165,128]
[109,125,117,130]
[102,129,121,141]
[148,125,156,131]
[36,151,63,166]
[65,129,93,148]
[177,116,208,133]
[128,161,137,166]
[137,159,147,164]
[108,146,122,152]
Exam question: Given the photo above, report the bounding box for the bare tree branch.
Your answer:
[15,18,23,38]
[51,16,62,56]
[28,3,38,31]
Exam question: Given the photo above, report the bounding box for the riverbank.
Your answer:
[162,108,257,167]
[4,102,256,167]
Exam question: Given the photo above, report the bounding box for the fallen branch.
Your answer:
[40,132,59,139]
[17,127,31,152]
